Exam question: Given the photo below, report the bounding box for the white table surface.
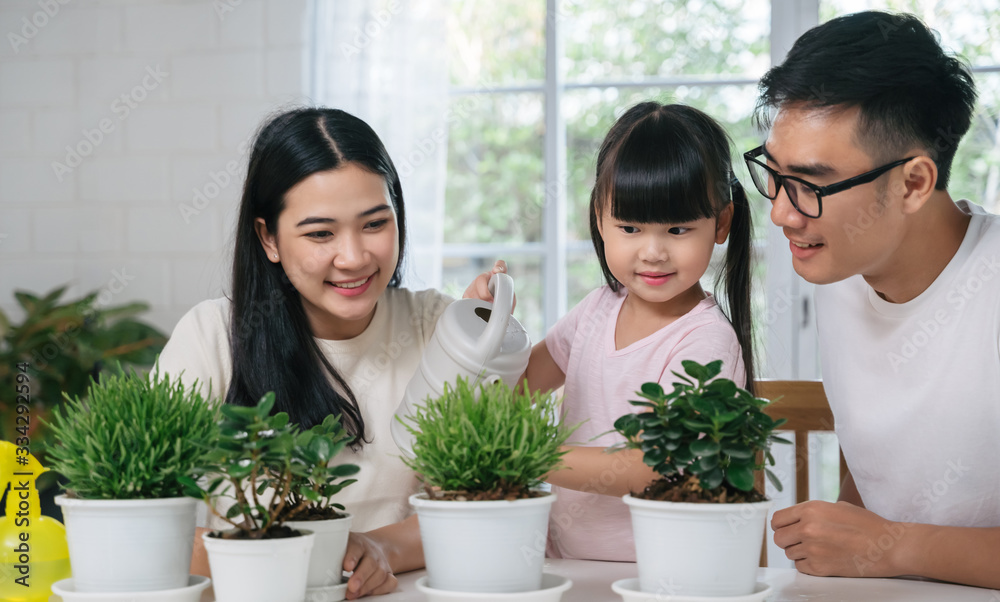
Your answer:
[52,560,1000,602]
[369,559,1000,602]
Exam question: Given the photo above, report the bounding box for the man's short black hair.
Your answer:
[756,11,978,190]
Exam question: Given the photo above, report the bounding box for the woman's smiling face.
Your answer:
[256,163,399,340]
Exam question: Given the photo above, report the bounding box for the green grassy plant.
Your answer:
[45,367,218,500]
[180,392,359,538]
[612,360,790,499]
[400,376,576,498]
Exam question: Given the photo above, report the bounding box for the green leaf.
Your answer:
[697,454,719,471]
[256,392,276,418]
[689,439,720,456]
[329,464,360,477]
[766,468,785,493]
[639,382,664,398]
[700,467,724,490]
[702,360,723,380]
[706,378,737,398]
[727,464,755,492]
[613,414,641,438]
[723,445,754,460]
[642,447,669,467]
[681,360,707,381]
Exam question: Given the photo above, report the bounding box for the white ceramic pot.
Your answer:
[410,492,555,593]
[55,495,197,593]
[202,530,315,602]
[285,513,352,588]
[623,495,772,597]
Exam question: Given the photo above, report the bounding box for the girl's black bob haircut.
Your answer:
[589,102,736,290]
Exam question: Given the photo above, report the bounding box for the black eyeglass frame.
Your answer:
[743,145,917,218]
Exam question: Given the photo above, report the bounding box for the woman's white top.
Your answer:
[156,287,452,532]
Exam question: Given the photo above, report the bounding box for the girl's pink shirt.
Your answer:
[543,285,745,561]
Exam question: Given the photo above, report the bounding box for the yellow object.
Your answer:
[0,441,71,602]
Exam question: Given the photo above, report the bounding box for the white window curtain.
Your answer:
[311,0,450,289]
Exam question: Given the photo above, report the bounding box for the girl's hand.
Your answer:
[463,259,516,310]
[343,531,397,598]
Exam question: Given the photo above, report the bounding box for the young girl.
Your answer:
[156,107,501,599]
[522,102,756,562]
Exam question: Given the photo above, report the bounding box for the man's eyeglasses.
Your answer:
[743,146,916,218]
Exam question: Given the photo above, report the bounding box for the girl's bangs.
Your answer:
[604,116,719,225]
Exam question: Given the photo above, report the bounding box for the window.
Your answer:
[440,0,771,345]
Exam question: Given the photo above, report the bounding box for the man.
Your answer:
[748,11,1000,588]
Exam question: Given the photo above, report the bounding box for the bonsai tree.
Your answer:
[182,392,360,539]
[400,376,577,501]
[44,366,219,500]
[611,359,790,503]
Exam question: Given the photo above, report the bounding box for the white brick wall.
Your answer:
[0,0,312,337]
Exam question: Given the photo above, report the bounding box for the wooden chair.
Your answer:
[754,379,847,504]
[753,380,848,566]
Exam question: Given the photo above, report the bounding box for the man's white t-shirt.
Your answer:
[815,200,1000,527]
[156,287,452,532]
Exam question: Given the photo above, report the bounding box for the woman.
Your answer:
[157,107,503,599]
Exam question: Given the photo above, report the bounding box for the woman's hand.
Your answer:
[343,531,398,599]
[463,259,516,310]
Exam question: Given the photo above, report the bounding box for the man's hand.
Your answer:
[772,500,906,578]
[343,531,398,599]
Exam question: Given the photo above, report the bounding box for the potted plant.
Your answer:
[45,366,218,593]
[181,392,358,602]
[280,413,360,602]
[610,360,789,598]
[401,376,577,595]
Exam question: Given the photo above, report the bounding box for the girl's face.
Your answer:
[256,163,399,340]
[598,202,732,313]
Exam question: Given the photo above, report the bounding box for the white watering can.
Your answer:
[392,272,531,457]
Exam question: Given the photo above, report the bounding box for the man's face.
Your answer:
[766,104,908,285]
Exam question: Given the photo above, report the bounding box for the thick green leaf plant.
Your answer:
[181,392,360,539]
[612,360,790,503]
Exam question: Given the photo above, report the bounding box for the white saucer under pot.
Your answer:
[623,496,773,597]
[611,577,772,602]
[416,572,572,602]
[50,575,211,602]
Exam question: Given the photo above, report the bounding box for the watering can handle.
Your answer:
[476,272,514,361]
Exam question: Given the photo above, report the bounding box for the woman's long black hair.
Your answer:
[226,107,407,443]
[588,102,756,393]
